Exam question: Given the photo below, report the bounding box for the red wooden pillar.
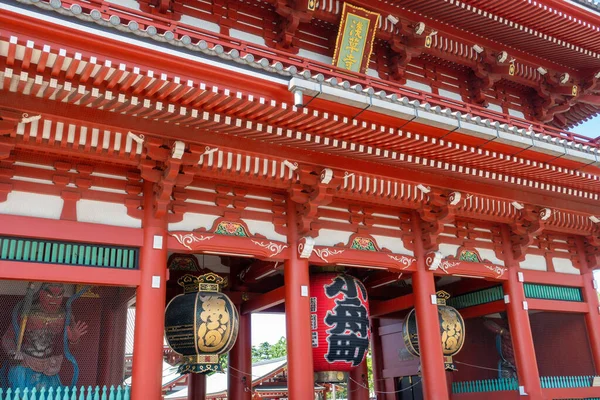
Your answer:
[131,181,168,400]
[284,197,315,400]
[348,359,370,400]
[188,374,207,400]
[411,212,449,400]
[228,311,252,400]
[575,237,600,373]
[370,318,385,399]
[500,224,544,400]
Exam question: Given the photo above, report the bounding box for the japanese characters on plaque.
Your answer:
[332,4,380,74]
[311,274,371,371]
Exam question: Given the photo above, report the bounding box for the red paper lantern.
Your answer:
[310,273,371,372]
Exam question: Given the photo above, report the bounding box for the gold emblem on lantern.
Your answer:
[197,295,232,353]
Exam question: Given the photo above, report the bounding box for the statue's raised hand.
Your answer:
[67,321,88,343]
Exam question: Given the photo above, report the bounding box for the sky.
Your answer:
[250,116,600,347]
[571,115,600,138]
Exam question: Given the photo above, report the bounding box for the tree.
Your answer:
[251,336,287,362]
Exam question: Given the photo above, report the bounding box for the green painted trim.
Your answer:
[446,286,504,310]
[524,283,583,302]
[0,236,139,269]
[540,375,598,388]
[452,378,519,393]
[0,386,130,400]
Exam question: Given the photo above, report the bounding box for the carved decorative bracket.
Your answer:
[306,233,416,271]
[289,166,341,237]
[470,50,512,106]
[510,205,549,262]
[418,189,460,251]
[387,25,427,83]
[136,137,203,218]
[425,247,507,280]
[273,0,315,51]
[169,217,289,260]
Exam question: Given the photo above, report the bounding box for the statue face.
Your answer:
[38,284,65,313]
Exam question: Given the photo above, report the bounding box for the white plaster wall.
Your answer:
[367,69,380,79]
[229,29,266,46]
[314,229,353,247]
[168,212,220,232]
[179,16,221,34]
[553,257,580,275]
[371,234,412,256]
[77,200,141,228]
[438,88,462,101]
[508,108,525,118]
[520,254,547,271]
[438,243,460,258]
[0,191,63,220]
[298,49,332,65]
[475,247,504,266]
[104,0,140,10]
[243,219,286,242]
[487,103,503,113]
[405,79,432,93]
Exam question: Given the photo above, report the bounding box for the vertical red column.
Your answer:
[228,311,252,400]
[131,181,168,400]
[411,212,449,400]
[575,237,600,373]
[348,359,370,400]
[370,318,385,399]
[500,224,544,400]
[284,196,315,400]
[188,374,207,400]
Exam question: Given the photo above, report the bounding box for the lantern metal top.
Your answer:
[177,273,225,294]
[436,290,451,305]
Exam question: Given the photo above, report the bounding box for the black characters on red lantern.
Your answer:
[323,275,369,366]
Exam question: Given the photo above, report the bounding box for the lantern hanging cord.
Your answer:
[348,376,423,394]
[454,360,503,372]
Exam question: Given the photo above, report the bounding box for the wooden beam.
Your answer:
[527,299,588,313]
[364,271,405,290]
[0,261,141,286]
[459,300,505,319]
[370,294,414,317]
[578,94,600,106]
[2,91,600,216]
[240,260,281,285]
[241,286,285,314]
[0,214,143,247]
[520,270,584,287]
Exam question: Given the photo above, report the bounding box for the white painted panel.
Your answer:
[104,0,140,10]
[475,247,504,266]
[77,199,141,228]
[508,108,525,118]
[314,229,353,247]
[553,257,580,275]
[168,212,220,232]
[179,16,220,34]
[520,254,547,271]
[438,243,460,258]
[371,234,412,256]
[487,103,503,112]
[438,88,462,101]
[297,49,332,65]
[229,29,266,46]
[243,219,286,242]
[405,79,432,93]
[0,191,63,220]
[367,68,380,79]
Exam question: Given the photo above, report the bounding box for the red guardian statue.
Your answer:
[2,283,88,391]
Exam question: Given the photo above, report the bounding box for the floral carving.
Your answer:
[387,255,414,269]
[313,248,345,263]
[171,233,214,250]
[483,264,507,279]
[251,240,288,257]
[438,260,461,274]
